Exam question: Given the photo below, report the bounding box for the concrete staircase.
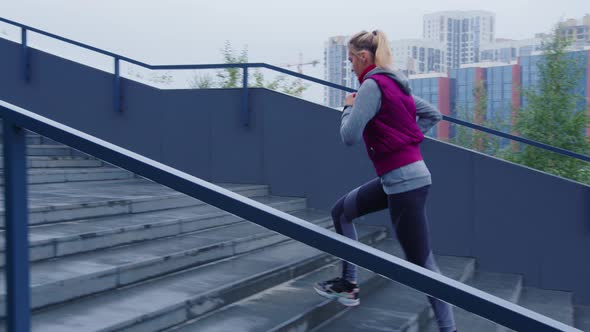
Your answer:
[0,131,585,331]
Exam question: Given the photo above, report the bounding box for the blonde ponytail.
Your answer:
[348,30,393,70]
[373,30,393,69]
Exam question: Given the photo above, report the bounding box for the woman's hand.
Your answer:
[345,93,357,107]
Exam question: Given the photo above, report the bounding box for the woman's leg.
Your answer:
[387,186,456,332]
[331,177,388,282]
[314,177,388,306]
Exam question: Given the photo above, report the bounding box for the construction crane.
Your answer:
[281,52,320,74]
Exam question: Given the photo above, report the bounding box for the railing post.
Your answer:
[114,57,122,112]
[21,28,30,82]
[242,65,249,126]
[2,119,31,332]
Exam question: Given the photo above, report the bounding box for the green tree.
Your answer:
[127,67,174,87]
[216,41,248,88]
[510,25,590,184]
[451,105,475,149]
[148,71,174,85]
[189,41,309,97]
[188,73,215,89]
[280,78,310,97]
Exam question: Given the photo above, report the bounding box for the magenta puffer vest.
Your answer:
[362,74,425,176]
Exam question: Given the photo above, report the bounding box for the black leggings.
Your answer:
[331,177,456,332]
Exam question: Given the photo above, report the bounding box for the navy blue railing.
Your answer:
[2,117,30,332]
[0,99,582,332]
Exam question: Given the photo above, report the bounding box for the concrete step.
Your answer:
[167,243,475,332]
[0,194,307,265]
[309,255,475,332]
[0,156,107,169]
[0,179,268,226]
[0,208,328,313]
[26,135,59,146]
[0,144,88,157]
[0,222,388,332]
[421,271,523,332]
[518,287,574,328]
[0,167,134,185]
[574,306,590,331]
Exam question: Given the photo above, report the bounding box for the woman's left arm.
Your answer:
[414,96,442,134]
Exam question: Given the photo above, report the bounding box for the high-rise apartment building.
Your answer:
[408,73,451,140]
[423,11,495,69]
[391,39,446,74]
[480,38,543,63]
[558,15,590,47]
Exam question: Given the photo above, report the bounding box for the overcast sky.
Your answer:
[1,0,588,102]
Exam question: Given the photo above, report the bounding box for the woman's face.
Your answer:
[348,48,372,77]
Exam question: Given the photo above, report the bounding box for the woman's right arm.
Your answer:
[340,79,382,146]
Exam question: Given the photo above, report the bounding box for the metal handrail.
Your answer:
[0,99,581,332]
[441,116,590,162]
[0,16,588,162]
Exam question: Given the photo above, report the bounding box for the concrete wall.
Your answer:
[1,37,589,304]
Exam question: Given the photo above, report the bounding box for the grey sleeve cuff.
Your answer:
[414,95,442,134]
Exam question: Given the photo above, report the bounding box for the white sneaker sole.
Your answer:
[313,285,360,307]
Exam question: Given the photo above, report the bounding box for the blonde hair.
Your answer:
[348,30,393,70]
